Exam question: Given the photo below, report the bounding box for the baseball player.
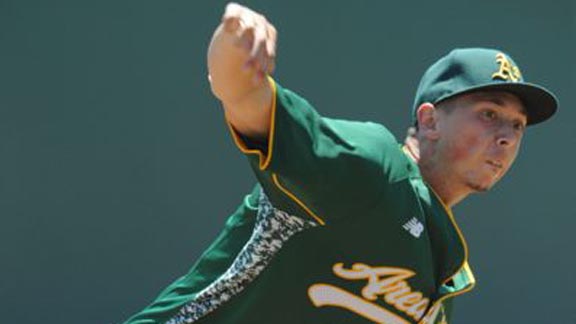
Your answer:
[123,3,558,324]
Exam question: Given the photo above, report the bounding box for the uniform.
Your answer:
[124,80,474,324]
[123,48,557,324]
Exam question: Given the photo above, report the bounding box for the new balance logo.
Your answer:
[403,217,424,238]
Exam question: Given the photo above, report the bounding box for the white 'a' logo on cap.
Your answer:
[492,53,522,82]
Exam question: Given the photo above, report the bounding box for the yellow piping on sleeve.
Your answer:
[272,173,326,226]
[225,78,325,226]
[226,76,277,171]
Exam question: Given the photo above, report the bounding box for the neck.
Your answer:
[403,137,469,208]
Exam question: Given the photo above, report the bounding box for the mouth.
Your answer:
[486,160,503,168]
[486,160,504,174]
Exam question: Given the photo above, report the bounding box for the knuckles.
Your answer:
[221,2,277,74]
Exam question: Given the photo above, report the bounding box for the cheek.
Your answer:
[503,140,522,169]
[444,132,484,162]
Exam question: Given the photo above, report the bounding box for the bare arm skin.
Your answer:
[207,3,277,139]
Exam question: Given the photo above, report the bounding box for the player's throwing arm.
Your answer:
[207,2,277,139]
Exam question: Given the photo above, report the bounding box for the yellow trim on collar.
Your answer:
[417,189,476,323]
[433,192,474,287]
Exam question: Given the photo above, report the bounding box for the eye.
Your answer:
[481,109,497,121]
[513,121,526,132]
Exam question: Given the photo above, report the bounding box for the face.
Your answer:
[430,91,527,193]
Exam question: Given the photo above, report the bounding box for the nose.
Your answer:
[496,125,520,148]
[497,133,511,146]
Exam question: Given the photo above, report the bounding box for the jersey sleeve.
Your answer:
[227,78,404,225]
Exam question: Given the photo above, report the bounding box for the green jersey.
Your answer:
[124,79,475,324]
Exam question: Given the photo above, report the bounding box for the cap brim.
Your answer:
[439,83,558,125]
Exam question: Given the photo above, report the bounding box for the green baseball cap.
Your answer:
[412,48,558,125]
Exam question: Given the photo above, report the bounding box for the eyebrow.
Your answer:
[472,94,506,107]
[470,93,528,118]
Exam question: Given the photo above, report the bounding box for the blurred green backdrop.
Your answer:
[1,0,574,323]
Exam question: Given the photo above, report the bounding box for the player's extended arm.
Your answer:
[207,3,277,139]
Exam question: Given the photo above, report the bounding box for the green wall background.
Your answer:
[1,0,574,323]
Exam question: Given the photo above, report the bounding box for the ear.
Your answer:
[416,102,440,140]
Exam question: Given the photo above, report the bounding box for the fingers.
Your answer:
[248,24,268,82]
[222,16,241,33]
[222,2,243,26]
[221,2,277,84]
[237,26,254,52]
[264,23,277,74]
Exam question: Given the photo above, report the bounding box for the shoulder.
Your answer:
[274,80,416,182]
[321,118,408,174]
[321,118,397,150]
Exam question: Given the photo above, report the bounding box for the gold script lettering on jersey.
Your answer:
[492,53,522,82]
[308,263,432,323]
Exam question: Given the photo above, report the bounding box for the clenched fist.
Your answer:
[207,3,277,138]
[221,3,277,82]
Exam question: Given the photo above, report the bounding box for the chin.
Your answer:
[465,172,502,193]
[467,181,494,193]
